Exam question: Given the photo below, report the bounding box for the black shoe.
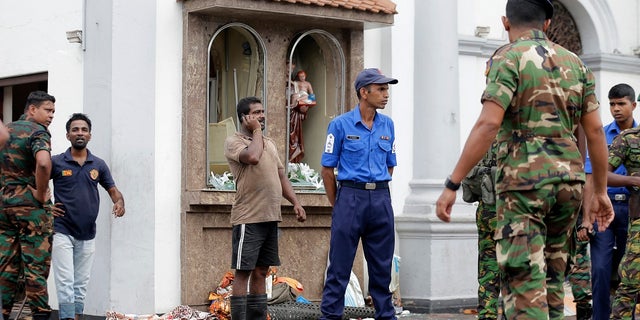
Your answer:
[32,311,52,320]
[246,294,267,320]
[230,295,247,320]
[576,303,592,320]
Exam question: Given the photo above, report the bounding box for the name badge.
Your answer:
[346,135,360,140]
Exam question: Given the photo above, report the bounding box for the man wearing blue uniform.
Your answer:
[50,113,125,320]
[320,68,398,320]
[583,84,636,319]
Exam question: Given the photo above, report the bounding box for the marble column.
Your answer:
[395,0,478,313]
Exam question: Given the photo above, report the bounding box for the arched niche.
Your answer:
[206,23,267,183]
[286,30,345,178]
[558,0,617,55]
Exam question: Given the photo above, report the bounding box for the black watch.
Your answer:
[444,175,461,191]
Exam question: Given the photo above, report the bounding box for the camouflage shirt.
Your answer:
[481,29,599,193]
[0,116,51,207]
[480,141,498,168]
[608,127,640,175]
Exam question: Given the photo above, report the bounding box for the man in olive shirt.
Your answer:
[225,96,305,320]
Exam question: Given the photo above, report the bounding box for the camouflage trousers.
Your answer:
[567,218,591,303]
[495,183,581,320]
[610,218,640,319]
[0,205,53,316]
[476,201,501,319]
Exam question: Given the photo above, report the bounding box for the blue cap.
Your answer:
[354,68,398,91]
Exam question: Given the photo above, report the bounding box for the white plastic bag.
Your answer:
[344,271,365,307]
[389,255,400,292]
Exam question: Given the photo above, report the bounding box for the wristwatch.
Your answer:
[444,175,461,191]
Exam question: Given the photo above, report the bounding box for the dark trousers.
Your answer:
[320,186,396,320]
[590,200,629,320]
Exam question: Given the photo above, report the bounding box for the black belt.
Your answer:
[339,181,389,190]
[609,194,628,202]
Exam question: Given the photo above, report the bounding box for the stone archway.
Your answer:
[557,0,618,55]
[546,1,583,55]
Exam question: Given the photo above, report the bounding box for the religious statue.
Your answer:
[293,70,316,107]
[287,66,316,163]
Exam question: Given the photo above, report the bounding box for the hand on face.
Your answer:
[243,114,263,132]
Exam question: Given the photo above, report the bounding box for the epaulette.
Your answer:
[621,126,640,137]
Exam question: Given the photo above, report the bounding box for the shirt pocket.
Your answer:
[628,147,640,165]
[343,140,366,168]
[375,140,392,164]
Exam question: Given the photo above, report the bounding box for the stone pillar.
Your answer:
[395,0,478,313]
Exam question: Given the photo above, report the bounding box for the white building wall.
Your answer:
[608,0,640,54]
[0,0,85,144]
[3,0,640,314]
[0,0,182,315]
[153,0,183,313]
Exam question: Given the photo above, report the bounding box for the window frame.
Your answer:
[206,23,268,187]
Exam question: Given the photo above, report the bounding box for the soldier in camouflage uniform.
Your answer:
[462,143,501,319]
[606,128,640,319]
[435,0,614,319]
[566,210,593,320]
[0,118,12,316]
[0,91,57,320]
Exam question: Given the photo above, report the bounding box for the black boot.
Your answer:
[32,311,52,320]
[230,295,247,320]
[576,302,592,320]
[246,294,267,320]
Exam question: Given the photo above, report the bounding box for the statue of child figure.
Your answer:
[293,70,316,107]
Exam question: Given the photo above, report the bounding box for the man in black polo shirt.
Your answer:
[50,113,125,320]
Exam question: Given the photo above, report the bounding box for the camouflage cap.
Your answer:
[522,0,553,19]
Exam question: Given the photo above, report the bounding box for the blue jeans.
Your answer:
[52,233,95,319]
[590,200,629,320]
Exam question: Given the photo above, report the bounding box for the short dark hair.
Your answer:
[65,113,92,133]
[24,91,56,113]
[236,96,262,123]
[608,84,635,102]
[506,0,547,29]
[356,85,371,100]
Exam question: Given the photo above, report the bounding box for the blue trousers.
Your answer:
[320,186,396,320]
[590,200,629,320]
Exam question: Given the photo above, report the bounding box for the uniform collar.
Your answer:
[606,120,638,134]
[234,131,269,142]
[515,29,548,42]
[350,104,379,126]
[18,114,49,131]
[63,147,95,163]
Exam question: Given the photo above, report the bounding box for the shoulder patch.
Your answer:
[90,169,99,180]
[485,58,492,76]
[325,133,335,153]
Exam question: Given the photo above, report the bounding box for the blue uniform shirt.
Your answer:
[51,148,116,240]
[585,120,637,196]
[321,106,396,182]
